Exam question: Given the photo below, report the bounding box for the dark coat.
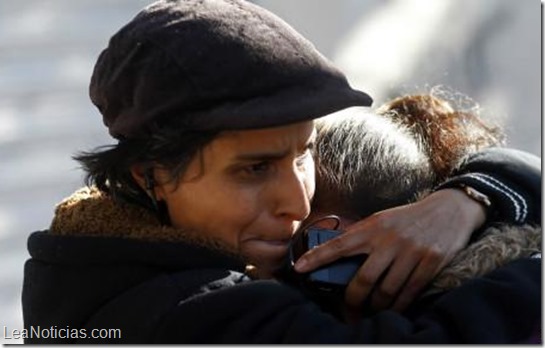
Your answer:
[23,231,540,344]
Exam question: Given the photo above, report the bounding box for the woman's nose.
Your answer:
[273,168,312,222]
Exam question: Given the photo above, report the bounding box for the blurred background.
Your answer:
[0,0,541,343]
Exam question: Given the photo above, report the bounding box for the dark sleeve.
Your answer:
[155,258,540,344]
[435,147,541,225]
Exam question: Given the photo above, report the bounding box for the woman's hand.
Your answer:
[294,188,487,312]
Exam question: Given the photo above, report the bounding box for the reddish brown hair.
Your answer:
[377,94,504,182]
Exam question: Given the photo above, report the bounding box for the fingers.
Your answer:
[391,250,443,312]
[293,230,367,273]
[344,246,397,308]
[293,202,462,312]
[370,249,421,310]
[344,244,444,312]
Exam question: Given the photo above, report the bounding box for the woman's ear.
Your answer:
[130,165,171,226]
[130,164,148,192]
[131,165,169,201]
[130,165,160,198]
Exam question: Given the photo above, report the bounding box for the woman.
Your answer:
[22,0,540,343]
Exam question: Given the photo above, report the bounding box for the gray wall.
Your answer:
[257,0,541,155]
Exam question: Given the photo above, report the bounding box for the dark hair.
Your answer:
[74,116,219,211]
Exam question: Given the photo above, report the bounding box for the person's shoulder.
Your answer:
[460,147,540,172]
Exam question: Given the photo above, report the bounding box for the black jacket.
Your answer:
[22,148,541,343]
[437,147,541,225]
[23,232,540,344]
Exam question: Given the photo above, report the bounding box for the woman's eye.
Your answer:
[250,162,269,172]
[242,162,271,177]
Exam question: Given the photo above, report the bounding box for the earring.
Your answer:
[144,170,171,226]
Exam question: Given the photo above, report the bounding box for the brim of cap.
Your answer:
[180,82,373,131]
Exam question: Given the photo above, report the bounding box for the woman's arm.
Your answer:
[436,147,541,225]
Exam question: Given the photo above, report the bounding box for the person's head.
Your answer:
[76,0,372,274]
[306,109,434,229]
[306,92,504,229]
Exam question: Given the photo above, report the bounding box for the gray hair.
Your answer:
[313,108,435,219]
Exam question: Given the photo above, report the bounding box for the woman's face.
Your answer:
[155,121,316,274]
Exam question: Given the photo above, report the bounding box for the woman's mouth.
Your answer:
[260,239,290,246]
[242,238,291,262]
[244,239,291,253]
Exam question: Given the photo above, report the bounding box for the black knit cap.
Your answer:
[90,0,373,139]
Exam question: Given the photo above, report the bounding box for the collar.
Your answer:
[44,186,246,271]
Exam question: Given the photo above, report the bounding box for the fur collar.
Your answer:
[49,186,235,256]
[430,223,541,293]
[50,187,541,292]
